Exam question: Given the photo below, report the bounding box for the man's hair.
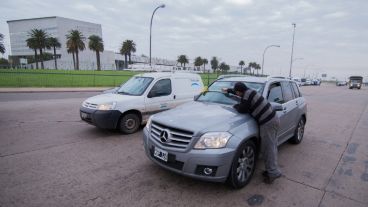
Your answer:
[234,82,247,93]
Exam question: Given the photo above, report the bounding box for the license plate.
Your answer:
[81,112,89,119]
[153,147,168,162]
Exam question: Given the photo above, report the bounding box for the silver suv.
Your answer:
[143,77,307,188]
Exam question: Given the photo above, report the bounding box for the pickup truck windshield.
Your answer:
[117,77,153,96]
[196,91,239,105]
[209,81,264,93]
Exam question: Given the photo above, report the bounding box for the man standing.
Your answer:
[223,82,282,184]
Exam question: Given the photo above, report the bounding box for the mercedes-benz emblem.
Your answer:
[160,130,170,143]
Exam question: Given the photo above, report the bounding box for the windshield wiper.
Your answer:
[117,91,132,95]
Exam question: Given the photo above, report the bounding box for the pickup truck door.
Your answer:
[144,78,175,117]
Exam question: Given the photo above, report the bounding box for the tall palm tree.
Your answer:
[26,37,39,69]
[210,56,219,72]
[47,37,61,70]
[67,48,76,69]
[120,43,129,69]
[239,60,245,74]
[88,35,104,71]
[248,62,254,75]
[202,58,208,72]
[29,29,49,69]
[194,56,203,71]
[124,40,136,64]
[66,30,86,70]
[0,33,5,55]
[177,55,189,69]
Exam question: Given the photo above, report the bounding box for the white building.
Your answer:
[7,16,116,70]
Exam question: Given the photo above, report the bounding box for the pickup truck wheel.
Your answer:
[228,140,256,189]
[118,113,140,134]
[289,118,305,144]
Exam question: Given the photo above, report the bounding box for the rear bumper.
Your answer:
[80,107,121,129]
[142,127,236,182]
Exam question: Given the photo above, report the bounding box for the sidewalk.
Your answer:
[0,87,110,93]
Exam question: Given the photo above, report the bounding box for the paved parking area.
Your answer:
[0,85,367,207]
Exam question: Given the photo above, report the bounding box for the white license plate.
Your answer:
[81,112,89,119]
[153,147,168,162]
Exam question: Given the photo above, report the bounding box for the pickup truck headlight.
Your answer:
[194,132,232,149]
[97,102,116,110]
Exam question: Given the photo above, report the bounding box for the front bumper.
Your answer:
[80,107,122,129]
[142,127,236,182]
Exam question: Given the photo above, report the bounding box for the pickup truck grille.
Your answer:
[82,102,98,109]
[151,121,194,149]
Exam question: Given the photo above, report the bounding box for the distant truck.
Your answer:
[348,76,363,89]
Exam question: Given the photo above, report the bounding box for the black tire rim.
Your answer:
[297,119,305,141]
[236,145,255,183]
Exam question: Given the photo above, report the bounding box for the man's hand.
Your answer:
[222,88,228,93]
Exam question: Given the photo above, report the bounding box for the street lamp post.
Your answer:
[261,44,280,76]
[149,4,165,67]
[289,23,296,78]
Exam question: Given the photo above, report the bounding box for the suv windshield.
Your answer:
[196,91,238,105]
[117,77,153,96]
[209,81,264,93]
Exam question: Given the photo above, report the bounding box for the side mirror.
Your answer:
[270,102,283,111]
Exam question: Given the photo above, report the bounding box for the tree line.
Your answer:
[23,29,137,70]
[177,55,261,75]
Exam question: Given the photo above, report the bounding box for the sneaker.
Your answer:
[263,174,282,184]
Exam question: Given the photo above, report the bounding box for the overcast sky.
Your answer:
[1,0,368,79]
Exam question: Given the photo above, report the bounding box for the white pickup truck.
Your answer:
[80,72,204,134]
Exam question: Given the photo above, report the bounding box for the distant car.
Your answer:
[336,81,347,86]
[305,79,313,86]
[143,76,307,189]
[312,79,321,86]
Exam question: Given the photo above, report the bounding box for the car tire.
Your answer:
[228,140,256,189]
[118,113,140,134]
[289,117,305,144]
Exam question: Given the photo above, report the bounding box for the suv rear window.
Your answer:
[267,82,284,103]
[281,82,294,102]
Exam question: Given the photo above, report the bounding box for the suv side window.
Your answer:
[291,82,300,98]
[148,79,172,98]
[267,82,284,103]
[281,81,294,102]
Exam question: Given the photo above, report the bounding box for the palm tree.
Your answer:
[0,33,5,55]
[120,43,129,69]
[210,57,219,72]
[239,60,245,74]
[67,48,76,69]
[29,29,49,69]
[47,37,61,70]
[88,35,104,71]
[219,62,228,73]
[194,56,203,71]
[125,40,136,64]
[66,30,86,70]
[202,58,208,72]
[26,37,39,69]
[177,55,189,69]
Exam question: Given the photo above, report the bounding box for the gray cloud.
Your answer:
[1,0,368,79]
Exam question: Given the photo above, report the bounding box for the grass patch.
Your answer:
[0,69,220,87]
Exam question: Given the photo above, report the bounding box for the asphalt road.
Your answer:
[0,85,368,207]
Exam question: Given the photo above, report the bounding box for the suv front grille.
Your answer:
[151,121,194,149]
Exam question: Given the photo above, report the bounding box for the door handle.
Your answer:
[283,107,287,113]
[173,95,176,99]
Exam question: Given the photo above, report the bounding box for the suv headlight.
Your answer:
[194,132,232,149]
[97,102,116,110]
